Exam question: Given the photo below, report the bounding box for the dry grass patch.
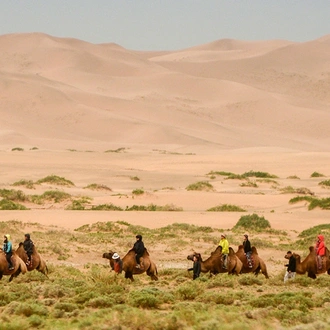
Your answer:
[83,184,112,191]
[186,181,214,191]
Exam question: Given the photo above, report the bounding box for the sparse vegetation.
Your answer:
[91,203,123,211]
[125,204,183,211]
[242,171,278,179]
[233,213,271,231]
[240,181,258,188]
[0,199,29,210]
[104,147,126,153]
[186,181,214,191]
[318,180,330,187]
[289,196,330,210]
[280,186,314,195]
[207,204,246,212]
[287,175,300,179]
[11,147,24,151]
[0,189,28,202]
[36,175,75,187]
[310,171,325,178]
[30,191,71,204]
[132,188,145,195]
[130,176,140,181]
[84,184,112,191]
[12,179,35,189]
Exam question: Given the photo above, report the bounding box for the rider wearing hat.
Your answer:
[112,252,123,274]
[218,234,229,269]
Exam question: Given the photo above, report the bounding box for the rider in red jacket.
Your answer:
[315,234,326,270]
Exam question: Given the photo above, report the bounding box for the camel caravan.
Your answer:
[0,233,48,282]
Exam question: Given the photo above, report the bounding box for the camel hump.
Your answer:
[309,246,315,253]
[144,248,150,256]
[229,247,235,255]
[251,246,259,255]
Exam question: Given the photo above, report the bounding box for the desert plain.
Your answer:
[1,33,330,279]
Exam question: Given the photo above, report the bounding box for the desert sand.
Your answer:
[1,33,330,274]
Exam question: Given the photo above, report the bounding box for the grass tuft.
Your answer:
[36,175,75,187]
[186,181,214,191]
[207,204,246,212]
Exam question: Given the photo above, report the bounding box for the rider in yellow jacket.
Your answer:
[218,234,229,269]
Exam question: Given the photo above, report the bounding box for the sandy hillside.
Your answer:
[0,33,330,274]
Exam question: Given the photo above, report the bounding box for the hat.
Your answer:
[4,234,11,240]
[112,253,120,260]
[221,234,226,238]
[287,251,292,254]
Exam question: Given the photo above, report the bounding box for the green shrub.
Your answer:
[233,213,271,231]
[310,172,325,178]
[130,176,140,181]
[104,147,126,153]
[36,175,74,186]
[128,289,161,308]
[125,204,183,211]
[132,188,144,195]
[289,196,330,210]
[0,189,27,201]
[207,171,236,177]
[240,181,258,187]
[11,147,24,151]
[84,184,112,191]
[0,199,28,210]
[91,204,123,211]
[207,204,246,212]
[242,171,278,178]
[287,175,300,179]
[12,180,35,189]
[319,180,330,187]
[30,191,71,204]
[186,181,214,191]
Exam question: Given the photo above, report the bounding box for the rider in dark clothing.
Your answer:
[133,234,145,268]
[23,233,34,265]
[188,255,201,280]
[243,234,253,268]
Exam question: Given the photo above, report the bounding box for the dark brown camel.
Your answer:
[288,246,330,279]
[0,251,27,282]
[103,248,158,281]
[235,245,269,278]
[187,245,239,275]
[15,243,48,277]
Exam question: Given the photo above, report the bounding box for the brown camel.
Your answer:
[187,246,241,275]
[15,243,48,277]
[0,251,27,282]
[235,245,269,278]
[227,247,243,275]
[288,246,330,279]
[103,248,158,281]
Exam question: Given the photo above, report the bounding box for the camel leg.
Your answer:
[307,271,316,279]
[125,271,134,282]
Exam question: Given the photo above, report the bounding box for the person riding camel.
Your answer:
[133,234,145,269]
[112,252,123,274]
[23,233,34,266]
[218,234,229,269]
[243,234,253,268]
[3,234,14,270]
[315,234,326,270]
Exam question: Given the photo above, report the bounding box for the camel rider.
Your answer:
[133,234,145,269]
[3,234,14,270]
[218,234,229,269]
[243,234,253,268]
[112,253,123,274]
[23,233,34,265]
[315,234,326,270]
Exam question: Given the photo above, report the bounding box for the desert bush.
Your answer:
[256,178,279,184]
[36,175,74,186]
[30,191,71,204]
[0,199,28,210]
[242,171,278,178]
[318,180,330,187]
[130,176,140,181]
[207,204,246,212]
[91,203,123,211]
[132,188,144,195]
[12,179,35,189]
[186,181,214,191]
[310,171,325,178]
[281,186,314,195]
[125,204,183,211]
[240,181,258,188]
[104,147,126,153]
[287,175,300,179]
[289,196,330,210]
[83,183,112,191]
[128,289,161,308]
[175,282,205,300]
[207,171,236,177]
[66,200,86,210]
[0,189,27,202]
[11,147,24,151]
[233,213,271,231]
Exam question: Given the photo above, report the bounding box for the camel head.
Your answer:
[102,251,114,260]
[187,251,202,261]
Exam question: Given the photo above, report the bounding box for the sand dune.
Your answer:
[1,32,330,152]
